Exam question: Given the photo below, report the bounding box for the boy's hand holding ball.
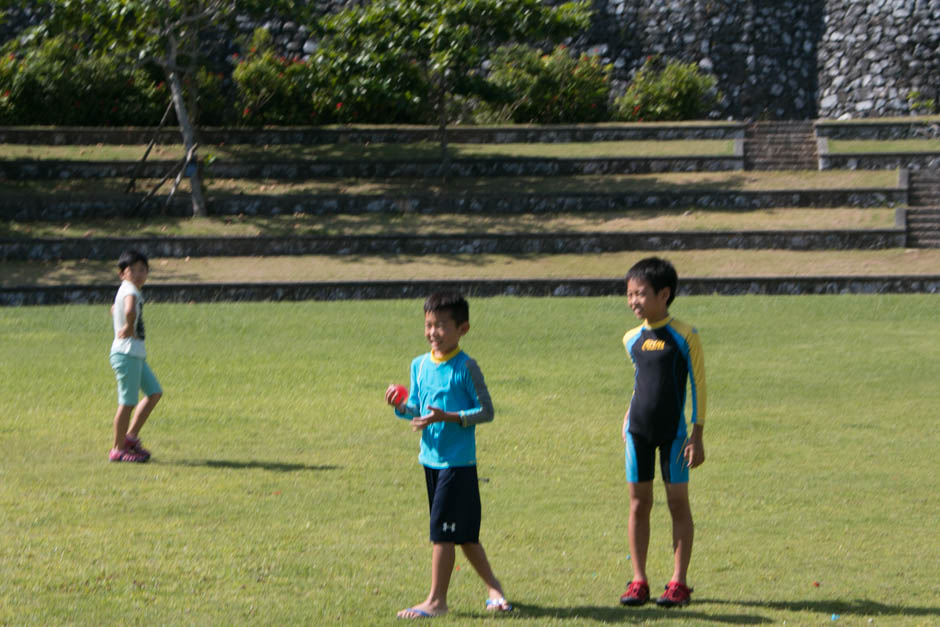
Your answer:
[386,384,408,407]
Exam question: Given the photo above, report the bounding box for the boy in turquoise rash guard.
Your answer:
[618,257,707,609]
[385,292,511,619]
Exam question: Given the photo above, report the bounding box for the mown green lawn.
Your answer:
[1,296,938,624]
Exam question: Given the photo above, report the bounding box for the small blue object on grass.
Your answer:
[831,614,840,621]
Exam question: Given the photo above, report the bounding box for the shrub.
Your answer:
[614,55,722,122]
[190,68,233,127]
[480,44,611,124]
[232,52,315,126]
[0,53,16,125]
[0,37,166,126]
[307,43,434,125]
[907,90,937,115]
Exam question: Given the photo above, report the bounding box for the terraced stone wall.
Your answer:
[1,1,938,121]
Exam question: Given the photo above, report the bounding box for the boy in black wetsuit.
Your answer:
[618,257,707,609]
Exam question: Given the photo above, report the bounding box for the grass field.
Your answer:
[1,296,938,625]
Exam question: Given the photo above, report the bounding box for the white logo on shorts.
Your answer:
[442,522,456,533]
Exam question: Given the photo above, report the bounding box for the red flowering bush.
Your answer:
[231,29,316,125]
[614,55,722,121]
[0,36,166,125]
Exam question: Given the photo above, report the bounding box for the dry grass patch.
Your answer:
[828,139,940,153]
[0,208,897,239]
[0,170,900,197]
[0,140,734,161]
[4,249,937,287]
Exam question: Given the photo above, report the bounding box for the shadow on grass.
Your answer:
[509,598,940,623]
[699,597,940,619]
[509,602,770,624]
[172,459,340,472]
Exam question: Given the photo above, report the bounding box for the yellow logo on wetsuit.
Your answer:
[641,338,666,351]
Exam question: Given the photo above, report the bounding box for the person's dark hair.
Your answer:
[625,257,678,306]
[118,249,149,272]
[424,291,469,326]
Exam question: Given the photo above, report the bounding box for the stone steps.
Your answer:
[745,121,818,170]
[906,208,940,248]
[908,170,940,206]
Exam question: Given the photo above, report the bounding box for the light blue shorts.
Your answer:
[110,353,162,406]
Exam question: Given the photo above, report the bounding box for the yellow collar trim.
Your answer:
[430,347,461,363]
[645,316,672,330]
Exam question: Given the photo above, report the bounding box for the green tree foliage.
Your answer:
[479,44,610,124]
[0,36,165,125]
[4,0,311,216]
[313,0,591,134]
[614,55,722,122]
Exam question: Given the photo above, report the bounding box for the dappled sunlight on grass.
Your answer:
[0,169,900,197]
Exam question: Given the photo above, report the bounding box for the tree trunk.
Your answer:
[438,74,449,183]
[165,34,207,217]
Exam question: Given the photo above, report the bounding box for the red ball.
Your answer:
[392,384,408,405]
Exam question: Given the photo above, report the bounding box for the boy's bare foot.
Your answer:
[397,602,447,619]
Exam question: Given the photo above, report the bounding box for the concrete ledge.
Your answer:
[819,153,940,171]
[0,123,747,145]
[0,156,744,180]
[0,188,906,221]
[815,121,940,140]
[0,120,933,147]
[3,276,937,306]
[0,229,908,262]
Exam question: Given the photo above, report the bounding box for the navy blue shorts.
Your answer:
[424,465,481,544]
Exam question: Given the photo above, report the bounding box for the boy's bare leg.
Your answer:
[460,542,505,601]
[628,481,654,582]
[664,481,694,585]
[397,542,453,618]
[127,392,161,440]
[112,405,134,449]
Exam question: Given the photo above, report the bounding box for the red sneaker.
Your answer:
[109,447,148,463]
[619,580,650,606]
[656,581,692,607]
[124,435,151,461]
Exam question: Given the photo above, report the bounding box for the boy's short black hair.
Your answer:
[424,291,469,326]
[625,257,679,306]
[118,249,149,272]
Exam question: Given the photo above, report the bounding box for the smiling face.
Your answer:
[627,277,670,323]
[120,260,149,289]
[424,309,468,358]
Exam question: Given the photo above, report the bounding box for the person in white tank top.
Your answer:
[108,250,163,463]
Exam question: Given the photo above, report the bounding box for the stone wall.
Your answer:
[3,275,937,307]
[1,1,937,121]
[0,228,907,262]
[0,187,906,222]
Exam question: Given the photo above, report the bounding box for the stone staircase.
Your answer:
[907,169,940,248]
[745,120,818,170]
